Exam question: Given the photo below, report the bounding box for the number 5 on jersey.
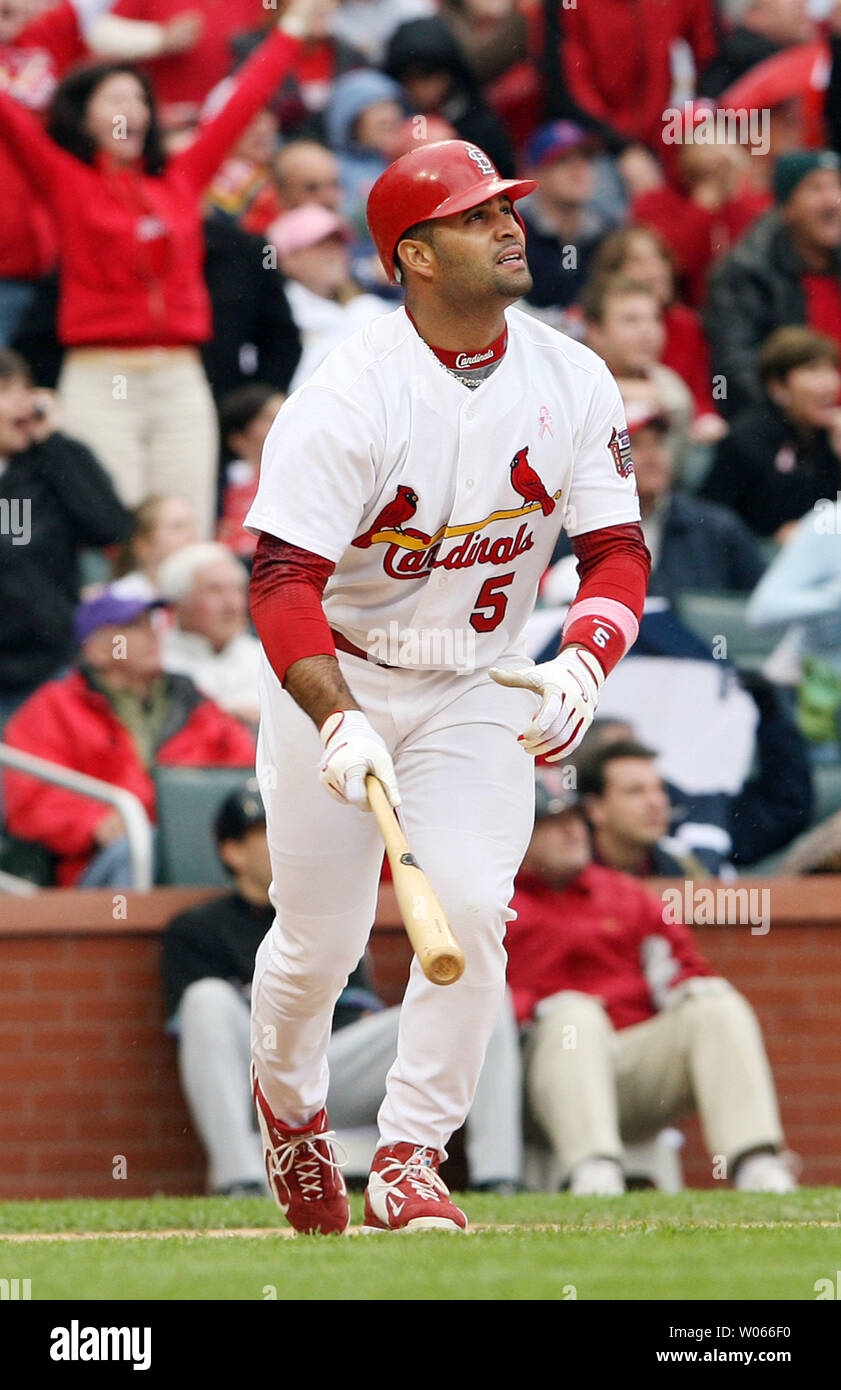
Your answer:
[470,572,515,632]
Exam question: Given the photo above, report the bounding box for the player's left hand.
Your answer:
[489,646,605,761]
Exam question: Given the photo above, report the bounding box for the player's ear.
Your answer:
[397,236,436,281]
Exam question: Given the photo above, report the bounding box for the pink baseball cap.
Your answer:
[267,204,352,258]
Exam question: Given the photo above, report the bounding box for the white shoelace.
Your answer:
[377,1151,449,1204]
[268,1130,347,1201]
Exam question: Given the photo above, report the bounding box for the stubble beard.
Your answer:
[448,256,534,309]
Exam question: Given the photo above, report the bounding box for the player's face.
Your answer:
[591,759,671,847]
[426,195,533,303]
[521,810,592,884]
[0,372,36,455]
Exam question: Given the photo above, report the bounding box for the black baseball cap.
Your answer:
[214,779,266,844]
[534,767,581,820]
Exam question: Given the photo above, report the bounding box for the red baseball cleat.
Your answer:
[363,1143,469,1232]
[253,1072,349,1235]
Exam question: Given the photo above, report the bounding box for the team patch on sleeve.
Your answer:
[607,426,634,479]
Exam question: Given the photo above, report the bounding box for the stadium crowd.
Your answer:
[1,0,838,1195]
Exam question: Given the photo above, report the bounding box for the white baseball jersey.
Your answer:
[245,304,640,671]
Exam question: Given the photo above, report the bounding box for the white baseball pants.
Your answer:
[251,649,536,1157]
[178,978,524,1191]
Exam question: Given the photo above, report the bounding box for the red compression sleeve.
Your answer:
[249,532,336,685]
[562,522,651,675]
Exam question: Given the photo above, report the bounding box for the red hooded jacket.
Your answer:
[3,668,255,885]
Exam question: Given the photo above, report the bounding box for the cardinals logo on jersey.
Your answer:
[608,426,635,478]
[509,446,555,517]
[352,485,419,548]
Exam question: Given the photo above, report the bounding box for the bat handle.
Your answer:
[365,774,403,849]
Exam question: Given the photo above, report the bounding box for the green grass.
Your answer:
[0,1190,838,1301]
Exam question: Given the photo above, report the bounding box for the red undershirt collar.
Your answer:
[405,307,508,370]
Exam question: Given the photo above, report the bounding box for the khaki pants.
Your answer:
[526,986,784,1182]
[59,347,219,539]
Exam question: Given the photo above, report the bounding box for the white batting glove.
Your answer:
[319,710,401,811]
[489,647,605,761]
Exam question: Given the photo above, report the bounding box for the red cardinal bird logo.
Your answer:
[352,484,419,548]
[509,446,555,516]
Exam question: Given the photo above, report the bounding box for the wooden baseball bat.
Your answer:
[365,774,465,986]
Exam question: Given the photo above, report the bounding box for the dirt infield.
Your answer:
[2,1218,839,1243]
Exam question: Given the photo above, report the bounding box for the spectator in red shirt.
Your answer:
[2,584,255,886]
[506,769,796,1195]
[0,0,108,344]
[0,0,316,538]
[587,225,728,445]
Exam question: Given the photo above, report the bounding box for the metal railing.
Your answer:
[0,744,153,890]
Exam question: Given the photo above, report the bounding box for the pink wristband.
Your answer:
[561,597,639,676]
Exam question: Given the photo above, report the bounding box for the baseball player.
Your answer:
[246,139,650,1234]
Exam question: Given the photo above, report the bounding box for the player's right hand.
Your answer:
[319,710,401,812]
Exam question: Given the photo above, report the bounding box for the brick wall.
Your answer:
[0,880,839,1197]
[677,918,841,1187]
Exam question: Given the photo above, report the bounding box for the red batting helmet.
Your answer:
[366,139,537,283]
